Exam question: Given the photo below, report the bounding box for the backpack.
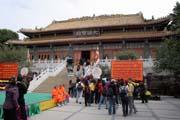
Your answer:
[120,86,127,98]
[133,87,139,96]
[106,87,113,97]
[77,83,83,91]
[102,86,107,96]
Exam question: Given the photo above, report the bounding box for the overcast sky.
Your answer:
[0,0,178,39]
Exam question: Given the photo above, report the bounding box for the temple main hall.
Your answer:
[9,12,173,64]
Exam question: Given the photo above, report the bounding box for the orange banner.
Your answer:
[0,63,18,79]
[111,60,143,81]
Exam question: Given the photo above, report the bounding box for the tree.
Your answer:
[155,2,180,75]
[0,29,18,44]
[115,51,138,60]
[0,29,28,66]
[0,45,28,65]
[169,2,180,33]
[154,38,180,75]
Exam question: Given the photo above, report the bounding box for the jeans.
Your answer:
[108,96,116,114]
[140,92,148,103]
[90,91,95,103]
[84,93,90,106]
[121,97,128,116]
[128,96,137,114]
[98,94,108,109]
[76,90,83,103]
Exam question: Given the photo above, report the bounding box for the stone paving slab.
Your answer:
[29,96,180,120]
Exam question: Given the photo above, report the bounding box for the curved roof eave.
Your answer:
[19,17,170,35]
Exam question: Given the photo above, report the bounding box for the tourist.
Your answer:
[98,81,108,109]
[139,82,148,103]
[94,79,100,104]
[76,64,81,78]
[76,78,84,104]
[17,74,28,120]
[120,81,129,117]
[68,80,73,97]
[115,80,120,105]
[3,77,19,120]
[72,82,76,98]
[84,80,91,106]
[89,80,95,103]
[97,79,103,104]
[107,80,116,115]
[128,78,137,114]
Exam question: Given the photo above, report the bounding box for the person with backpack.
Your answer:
[76,79,84,104]
[119,81,129,117]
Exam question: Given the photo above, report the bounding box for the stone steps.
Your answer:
[33,67,77,93]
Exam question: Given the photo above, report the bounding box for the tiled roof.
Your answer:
[20,13,170,33]
[9,31,173,45]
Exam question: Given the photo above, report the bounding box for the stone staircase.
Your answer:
[33,67,77,93]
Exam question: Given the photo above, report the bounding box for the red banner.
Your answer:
[0,63,18,79]
[111,60,143,81]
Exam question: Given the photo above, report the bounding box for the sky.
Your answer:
[0,0,179,39]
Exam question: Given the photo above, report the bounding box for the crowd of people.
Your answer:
[2,60,150,119]
[68,76,149,117]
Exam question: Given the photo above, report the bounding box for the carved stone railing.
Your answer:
[28,60,66,92]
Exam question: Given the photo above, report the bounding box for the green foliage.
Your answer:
[155,2,180,75]
[0,45,28,66]
[115,50,138,60]
[170,2,180,33]
[0,29,19,44]
[154,38,180,74]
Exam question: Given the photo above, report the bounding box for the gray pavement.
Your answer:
[29,96,180,120]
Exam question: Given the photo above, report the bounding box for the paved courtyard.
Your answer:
[29,96,180,120]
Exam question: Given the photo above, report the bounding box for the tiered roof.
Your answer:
[9,31,173,45]
[20,12,170,33]
[8,13,172,45]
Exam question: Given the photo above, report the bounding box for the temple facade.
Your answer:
[9,13,173,64]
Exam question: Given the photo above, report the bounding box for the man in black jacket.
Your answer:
[108,80,117,115]
[17,74,28,120]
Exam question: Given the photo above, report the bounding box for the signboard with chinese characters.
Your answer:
[74,29,100,37]
[111,60,143,81]
[0,63,18,79]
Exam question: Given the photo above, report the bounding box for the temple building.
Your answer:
[9,12,173,64]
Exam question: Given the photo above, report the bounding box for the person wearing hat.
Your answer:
[3,77,19,120]
[17,74,28,120]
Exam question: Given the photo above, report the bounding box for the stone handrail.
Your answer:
[28,60,66,92]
